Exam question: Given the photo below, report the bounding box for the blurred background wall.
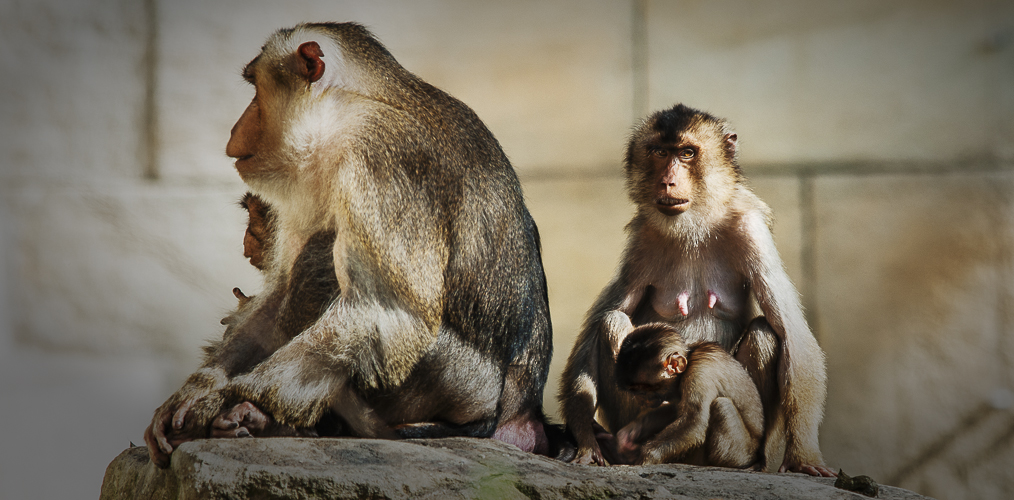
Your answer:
[0,1,1012,498]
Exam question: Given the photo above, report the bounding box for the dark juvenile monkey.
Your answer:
[613,323,764,467]
[225,193,274,310]
[239,192,274,271]
[145,23,554,467]
[559,104,833,476]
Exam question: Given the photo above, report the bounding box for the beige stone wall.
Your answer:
[0,1,1011,499]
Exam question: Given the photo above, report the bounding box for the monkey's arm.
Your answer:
[559,319,607,465]
[144,287,289,467]
[743,212,833,476]
[638,391,713,465]
[614,403,680,463]
[624,404,681,443]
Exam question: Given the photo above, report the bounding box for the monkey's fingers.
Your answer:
[172,399,196,430]
[213,401,273,437]
[150,409,177,454]
[210,424,253,438]
[144,419,173,468]
[573,447,608,466]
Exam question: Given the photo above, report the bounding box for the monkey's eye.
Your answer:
[678,148,695,160]
[650,148,668,158]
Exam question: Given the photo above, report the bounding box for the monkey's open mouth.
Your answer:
[656,196,689,215]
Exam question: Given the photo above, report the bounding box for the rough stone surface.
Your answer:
[101,438,932,500]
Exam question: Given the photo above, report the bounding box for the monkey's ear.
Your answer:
[290,41,326,83]
[723,133,738,158]
[664,354,687,375]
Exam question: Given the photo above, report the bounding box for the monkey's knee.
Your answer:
[741,317,778,352]
[735,317,779,373]
[735,317,779,414]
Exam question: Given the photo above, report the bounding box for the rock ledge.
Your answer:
[101,437,933,499]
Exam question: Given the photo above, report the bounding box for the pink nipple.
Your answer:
[678,291,690,316]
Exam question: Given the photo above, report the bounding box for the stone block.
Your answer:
[644,0,1014,166]
[0,0,149,183]
[0,350,175,500]
[101,438,933,500]
[157,0,634,182]
[523,175,633,419]
[812,170,1014,498]
[0,183,260,358]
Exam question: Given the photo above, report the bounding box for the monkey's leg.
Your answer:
[733,316,780,469]
[704,397,758,468]
[494,364,551,455]
[329,383,397,439]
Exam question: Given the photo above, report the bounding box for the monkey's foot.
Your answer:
[779,461,838,477]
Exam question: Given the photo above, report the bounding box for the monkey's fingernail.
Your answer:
[237,429,251,437]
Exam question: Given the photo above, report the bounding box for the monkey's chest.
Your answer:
[648,283,747,324]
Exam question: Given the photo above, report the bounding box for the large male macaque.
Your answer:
[144,23,554,467]
[559,104,834,476]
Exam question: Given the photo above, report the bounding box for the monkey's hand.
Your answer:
[615,422,646,465]
[573,445,608,466]
[778,457,837,477]
[573,421,615,465]
[211,401,318,438]
[212,401,271,438]
[144,371,227,468]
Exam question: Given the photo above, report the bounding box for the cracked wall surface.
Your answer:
[0,1,1011,499]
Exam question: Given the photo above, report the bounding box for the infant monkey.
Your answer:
[614,323,764,467]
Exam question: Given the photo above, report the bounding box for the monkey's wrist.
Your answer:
[182,368,228,391]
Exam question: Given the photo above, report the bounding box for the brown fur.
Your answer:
[145,23,553,467]
[558,104,833,476]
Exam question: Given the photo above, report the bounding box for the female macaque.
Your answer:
[559,104,834,476]
[613,323,764,467]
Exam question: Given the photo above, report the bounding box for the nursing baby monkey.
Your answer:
[613,321,764,467]
[559,104,833,476]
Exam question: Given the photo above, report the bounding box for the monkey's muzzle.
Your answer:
[655,196,689,216]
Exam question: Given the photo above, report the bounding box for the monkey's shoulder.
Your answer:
[687,342,734,360]
[729,185,774,231]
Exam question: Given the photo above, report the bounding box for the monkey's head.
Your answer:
[615,323,688,407]
[226,23,404,200]
[625,104,741,243]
